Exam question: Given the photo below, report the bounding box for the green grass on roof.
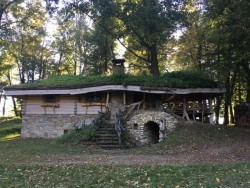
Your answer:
[6,70,219,90]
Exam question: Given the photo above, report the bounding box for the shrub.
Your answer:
[58,125,97,145]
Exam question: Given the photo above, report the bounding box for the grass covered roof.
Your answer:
[5,70,219,90]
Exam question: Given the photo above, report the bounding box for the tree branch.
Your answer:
[82,12,150,63]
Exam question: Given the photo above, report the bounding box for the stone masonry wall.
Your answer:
[22,114,97,138]
[127,111,178,146]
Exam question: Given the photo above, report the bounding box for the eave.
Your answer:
[4,85,226,97]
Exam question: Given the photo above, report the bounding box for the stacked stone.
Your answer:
[127,111,178,146]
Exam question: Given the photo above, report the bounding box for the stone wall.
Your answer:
[22,114,97,138]
[127,111,178,146]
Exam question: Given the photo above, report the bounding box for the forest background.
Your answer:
[0,0,250,125]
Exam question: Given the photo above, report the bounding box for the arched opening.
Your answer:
[144,121,160,145]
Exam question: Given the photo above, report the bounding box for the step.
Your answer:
[96,131,116,135]
[97,133,118,137]
[96,140,119,144]
[104,120,115,124]
[97,134,116,137]
[96,122,122,149]
[98,126,114,129]
[96,139,119,143]
[97,127,115,131]
[97,144,122,150]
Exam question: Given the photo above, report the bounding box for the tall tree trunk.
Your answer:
[104,34,108,73]
[246,77,250,104]
[223,76,230,125]
[229,103,234,124]
[0,3,3,26]
[150,43,160,79]
[6,72,19,116]
[229,68,238,124]
[241,60,250,103]
[76,14,84,75]
[12,97,18,116]
[214,96,222,124]
[2,96,6,116]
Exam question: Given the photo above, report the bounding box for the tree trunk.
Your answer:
[76,14,84,75]
[12,97,18,116]
[246,78,250,104]
[240,60,250,103]
[150,43,160,79]
[0,4,3,26]
[104,34,108,73]
[214,96,222,124]
[6,72,19,116]
[229,103,234,124]
[223,77,230,125]
[2,96,6,116]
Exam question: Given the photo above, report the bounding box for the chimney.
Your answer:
[112,59,125,74]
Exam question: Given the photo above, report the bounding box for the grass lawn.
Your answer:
[0,117,250,187]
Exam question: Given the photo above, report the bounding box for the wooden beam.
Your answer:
[106,92,109,107]
[183,96,190,121]
[4,85,226,96]
[123,91,126,105]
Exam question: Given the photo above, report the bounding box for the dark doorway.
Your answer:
[144,121,159,144]
[133,92,143,102]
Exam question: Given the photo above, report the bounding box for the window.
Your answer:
[44,95,56,103]
[86,92,102,102]
[41,95,59,109]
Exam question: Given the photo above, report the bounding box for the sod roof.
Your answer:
[5,71,219,90]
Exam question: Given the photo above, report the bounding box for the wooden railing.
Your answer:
[121,100,144,120]
[93,107,110,127]
[115,110,124,145]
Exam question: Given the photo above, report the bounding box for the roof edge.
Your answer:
[4,85,226,96]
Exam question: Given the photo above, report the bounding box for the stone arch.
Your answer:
[127,111,178,146]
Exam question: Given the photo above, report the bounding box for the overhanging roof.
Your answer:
[4,85,226,97]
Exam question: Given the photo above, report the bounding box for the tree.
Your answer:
[57,0,184,79]
[172,0,250,124]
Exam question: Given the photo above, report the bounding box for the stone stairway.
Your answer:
[96,123,121,149]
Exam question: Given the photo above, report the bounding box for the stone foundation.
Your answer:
[22,114,97,138]
[127,111,178,146]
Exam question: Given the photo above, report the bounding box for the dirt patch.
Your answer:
[15,137,250,166]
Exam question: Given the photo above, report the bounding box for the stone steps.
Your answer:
[96,123,121,149]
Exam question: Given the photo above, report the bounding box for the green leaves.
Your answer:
[57,125,97,145]
[165,70,218,88]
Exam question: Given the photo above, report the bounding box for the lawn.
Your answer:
[0,117,250,187]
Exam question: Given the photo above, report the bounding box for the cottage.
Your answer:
[4,59,225,146]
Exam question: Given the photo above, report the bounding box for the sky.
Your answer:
[0,96,14,117]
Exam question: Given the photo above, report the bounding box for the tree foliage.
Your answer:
[66,0,184,78]
[1,0,250,123]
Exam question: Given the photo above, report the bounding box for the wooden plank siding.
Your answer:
[25,96,44,114]
[24,95,105,115]
[76,104,105,114]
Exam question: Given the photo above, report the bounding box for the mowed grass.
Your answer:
[0,117,250,187]
[1,163,250,187]
[135,122,250,154]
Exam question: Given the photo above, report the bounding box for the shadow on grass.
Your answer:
[0,117,21,141]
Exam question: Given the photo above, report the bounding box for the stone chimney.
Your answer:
[112,59,125,74]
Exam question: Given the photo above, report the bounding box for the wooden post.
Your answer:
[183,96,190,121]
[192,102,196,122]
[106,92,110,107]
[201,110,204,123]
[143,93,146,109]
[22,97,27,115]
[208,99,214,124]
[123,91,126,105]
[74,96,77,115]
